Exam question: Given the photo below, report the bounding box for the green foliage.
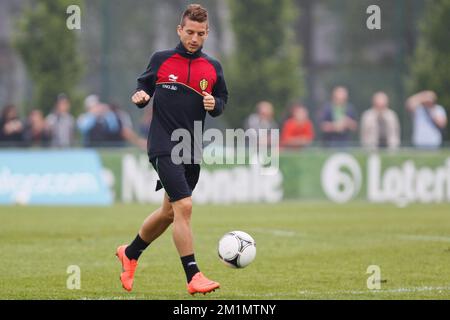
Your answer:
[13,0,84,114]
[407,0,450,137]
[226,0,305,127]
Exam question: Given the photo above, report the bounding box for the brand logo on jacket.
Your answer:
[162,84,178,91]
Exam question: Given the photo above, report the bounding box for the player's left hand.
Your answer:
[203,91,215,111]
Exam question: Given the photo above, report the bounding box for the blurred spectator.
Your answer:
[360,92,400,150]
[139,107,153,138]
[46,93,75,148]
[23,109,51,147]
[0,105,24,146]
[110,103,147,150]
[77,95,121,147]
[319,86,358,147]
[245,101,279,146]
[406,90,447,149]
[280,103,315,149]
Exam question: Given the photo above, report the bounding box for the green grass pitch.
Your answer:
[1,202,449,300]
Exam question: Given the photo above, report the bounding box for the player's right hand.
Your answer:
[131,90,150,105]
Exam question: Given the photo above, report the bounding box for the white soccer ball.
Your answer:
[218,231,256,268]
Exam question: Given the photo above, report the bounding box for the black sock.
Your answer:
[181,254,200,283]
[125,234,149,260]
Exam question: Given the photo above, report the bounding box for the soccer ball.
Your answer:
[218,231,256,268]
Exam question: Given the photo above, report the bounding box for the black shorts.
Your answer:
[150,156,201,202]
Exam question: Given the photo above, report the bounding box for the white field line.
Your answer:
[233,230,450,243]
[251,232,450,242]
[398,235,450,242]
[248,228,300,237]
[235,286,450,298]
[80,296,138,300]
[77,286,450,300]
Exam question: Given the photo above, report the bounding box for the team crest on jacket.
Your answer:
[199,79,208,91]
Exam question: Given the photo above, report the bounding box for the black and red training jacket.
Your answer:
[135,42,229,162]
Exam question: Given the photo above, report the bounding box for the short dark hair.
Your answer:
[180,4,208,26]
[57,93,68,102]
[1,104,17,120]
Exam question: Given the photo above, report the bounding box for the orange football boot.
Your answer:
[116,245,138,292]
[187,272,220,295]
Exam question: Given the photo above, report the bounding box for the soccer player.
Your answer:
[116,4,228,295]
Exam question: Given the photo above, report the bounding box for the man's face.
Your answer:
[373,94,388,111]
[56,98,70,113]
[257,102,274,120]
[423,92,436,108]
[332,88,348,106]
[293,107,308,122]
[177,19,208,53]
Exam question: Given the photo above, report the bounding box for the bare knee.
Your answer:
[173,197,193,220]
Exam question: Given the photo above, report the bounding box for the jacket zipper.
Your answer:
[187,58,192,84]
